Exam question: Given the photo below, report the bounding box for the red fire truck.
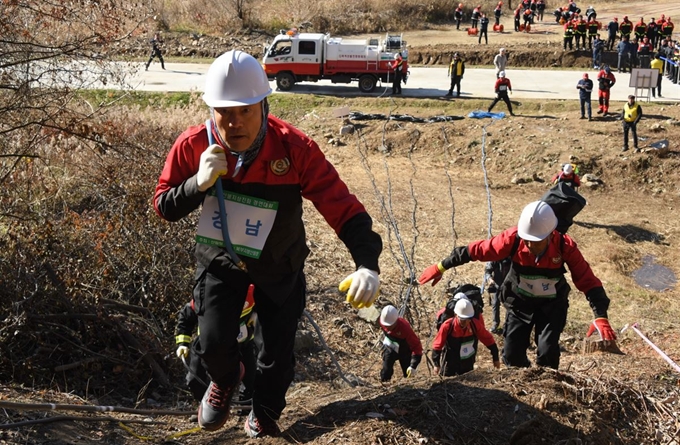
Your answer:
[262,29,408,93]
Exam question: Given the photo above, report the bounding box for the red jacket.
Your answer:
[432,316,495,353]
[380,317,423,356]
[494,77,512,94]
[154,116,382,300]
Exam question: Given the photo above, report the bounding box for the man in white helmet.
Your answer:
[378,305,423,381]
[432,295,500,376]
[418,200,616,370]
[153,50,382,437]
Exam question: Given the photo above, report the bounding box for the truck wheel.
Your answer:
[358,75,377,93]
[276,72,295,91]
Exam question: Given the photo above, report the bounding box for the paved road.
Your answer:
[134,62,680,103]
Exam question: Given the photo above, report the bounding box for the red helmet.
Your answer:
[623,15,628,20]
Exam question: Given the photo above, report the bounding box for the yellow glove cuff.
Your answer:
[437,262,446,273]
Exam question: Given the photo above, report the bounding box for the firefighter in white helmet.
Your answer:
[418,200,617,370]
[154,50,382,437]
[379,305,423,381]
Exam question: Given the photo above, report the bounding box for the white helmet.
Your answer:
[499,70,506,78]
[380,305,399,326]
[202,50,272,108]
[454,299,475,319]
[517,201,558,241]
[563,163,574,174]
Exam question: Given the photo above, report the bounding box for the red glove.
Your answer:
[417,262,445,286]
[586,318,617,341]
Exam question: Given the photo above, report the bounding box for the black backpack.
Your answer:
[541,182,587,234]
[436,283,484,330]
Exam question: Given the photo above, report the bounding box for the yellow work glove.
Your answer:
[176,345,189,359]
[339,268,380,309]
[406,366,417,378]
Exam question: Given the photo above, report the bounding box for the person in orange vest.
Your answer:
[389,53,404,95]
[634,17,647,41]
[619,16,633,40]
[488,71,514,115]
[661,17,674,42]
[379,305,423,381]
[596,65,616,115]
[515,5,523,31]
[563,19,575,50]
[574,15,587,50]
[471,5,482,28]
[656,16,667,50]
[494,1,503,26]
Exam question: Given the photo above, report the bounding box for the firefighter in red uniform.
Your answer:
[587,17,599,50]
[455,3,464,30]
[551,163,581,189]
[619,16,633,41]
[390,53,404,95]
[634,17,647,41]
[574,15,587,50]
[418,201,617,370]
[432,298,500,376]
[154,50,382,437]
[488,71,514,115]
[379,305,423,381]
[563,19,575,50]
[596,65,616,115]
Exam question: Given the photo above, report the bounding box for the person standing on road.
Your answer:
[592,34,604,69]
[145,32,165,71]
[417,200,617,370]
[596,65,616,115]
[479,13,490,44]
[390,53,404,95]
[153,50,382,437]
[379,305,423,382]
[606,17,619,51]
[576,72,593,120]
[447,53,466,97]
[622,95,643,152]
[493,48,508,78]
[650,53,664,98]
[488,71,514,116]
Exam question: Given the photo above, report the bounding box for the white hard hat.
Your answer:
[394,53,400,60]
[202,50,272,108]
[563,163,574,174]
[517,201,558,241]
[380,305,399,326]
[499,71,506,77]
[454,299,475,319]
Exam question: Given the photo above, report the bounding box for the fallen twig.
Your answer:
[0,400,194,416]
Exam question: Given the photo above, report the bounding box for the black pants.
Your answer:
[489,92,513,114]
[502,297,568,369]
[381,343,412,381]
[456,18,462,29]
[606,35,616,51]
[623,121,638,149]
[471,19,479,28]
[185,336,258,403]
[146,49,165,70]
[448,76,462,95]
[392,70,403,94]
[490,290,502,328]
[194,265,305,421]
[653,74,662,97]
[478,29,488,44]
[563,37,573,50]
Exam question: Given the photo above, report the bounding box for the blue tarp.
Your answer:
[468,110,506,119]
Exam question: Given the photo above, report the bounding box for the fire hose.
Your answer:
[622,323,680,374]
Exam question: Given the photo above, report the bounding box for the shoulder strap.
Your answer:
[509,233,521,258]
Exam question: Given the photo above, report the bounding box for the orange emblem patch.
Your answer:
[270,158,290,176]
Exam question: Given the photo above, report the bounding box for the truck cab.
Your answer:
[263,30,324,91]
